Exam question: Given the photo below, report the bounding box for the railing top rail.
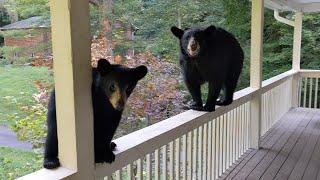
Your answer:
[299,69,320,78]
[262,70,297,93]
[95,69,298,177]
[17,167,76,180]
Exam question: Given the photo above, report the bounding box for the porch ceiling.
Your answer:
[265,0,320,12]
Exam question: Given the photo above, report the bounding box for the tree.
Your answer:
[0,6,11,45]
[4,0,49,20]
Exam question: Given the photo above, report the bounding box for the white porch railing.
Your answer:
[18,70,320,180]
[261,75,292,136]
[94,70,300,180]
[299,70,320,108]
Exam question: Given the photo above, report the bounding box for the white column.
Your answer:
[292,12,303,108]
[50,0,94,179]
[250,0,264,149]
[292,12,303,71]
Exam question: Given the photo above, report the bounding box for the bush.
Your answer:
[6,96,47,149]
[5,81,51,149]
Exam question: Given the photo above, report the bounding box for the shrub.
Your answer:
[5,80,51,149]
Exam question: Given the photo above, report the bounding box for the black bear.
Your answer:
[171,25,244,112]
[43,59,148,169]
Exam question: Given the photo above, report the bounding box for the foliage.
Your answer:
[108,0,224,60]
[90,4,103,37]
[0,29,40,38]
[0,6,10,27]
[4,0,49,20]
[0,147,42,179]
[4,77,52,148]
[301,13,320,70]
[0,46,23,64]
[0,6,11,45]
[5,92,47,148]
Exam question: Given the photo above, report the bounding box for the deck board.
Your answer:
[260,109,314,180]
[219,108,320,180]
[302,120,320,180]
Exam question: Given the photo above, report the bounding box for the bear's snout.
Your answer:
[191,43,197,51]
[187,37,199,57]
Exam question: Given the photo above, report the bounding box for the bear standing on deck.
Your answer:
[171,25,244,112]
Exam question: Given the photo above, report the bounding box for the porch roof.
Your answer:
[265,0,320,12]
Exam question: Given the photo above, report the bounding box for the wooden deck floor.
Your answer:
[220,108,320,180]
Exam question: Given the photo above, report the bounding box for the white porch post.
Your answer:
[50,0,94,179]
[292,12,303,107]
[250,0,264,149]
[292,12,303,71]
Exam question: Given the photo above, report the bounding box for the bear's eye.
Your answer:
[109,83,116,92]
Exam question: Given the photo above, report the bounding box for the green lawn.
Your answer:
[0,65,52,125]
[0,146,42,179]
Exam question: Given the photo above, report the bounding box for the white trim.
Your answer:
[274,11,295,26]
[17,168,76,180]
[265,0,320,12]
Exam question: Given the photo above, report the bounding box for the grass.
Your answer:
[0,146,42,179]
[0,65,52,125]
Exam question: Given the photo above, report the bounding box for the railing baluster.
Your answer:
[127,164,133,180]
[303,77,308,107]
[146,154,152,180]
[187,131,193,180]
[219,116,223,176]
[198,126,203,180]
[203,123,208,180]
[241,105,245,154]
[137,158,143,180]
[175,138,180,180]
[193,128,198,179]
[298,77,302,106]
[315,78,319,108]
[236,107,240,161]
[211,120,216,179]
[262,93,265,135]
[223,114,227,172]
[182,135,187,180]
[231,109,235,163]
[155,149,160,180]
[162,145,167,180]
[309,77,313,108]
[116,170,122,180]
[215,118,220,179]
[207,121,212,180]
[245,103,248,150]
[169,141,175,180]
[226,112,230,168]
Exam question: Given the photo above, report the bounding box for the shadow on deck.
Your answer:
[220,108,320,180]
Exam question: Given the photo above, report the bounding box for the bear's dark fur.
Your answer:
[43,59,148,169]
[171,25,244,112]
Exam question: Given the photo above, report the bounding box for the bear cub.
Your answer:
[43,59,148,169]
[171,25,244,112]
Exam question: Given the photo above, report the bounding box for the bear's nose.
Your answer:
[191,43,198,51]
[116,100,125,111]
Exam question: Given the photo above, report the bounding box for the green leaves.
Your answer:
[4,0,49,19]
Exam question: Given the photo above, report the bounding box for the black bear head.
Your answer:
[95,59,148,111]
[171,25,216,58]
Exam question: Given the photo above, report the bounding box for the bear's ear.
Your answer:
[133,65,148,81]
[171,26,184,39]
[204,25,216,34]
[97,58,112,75]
